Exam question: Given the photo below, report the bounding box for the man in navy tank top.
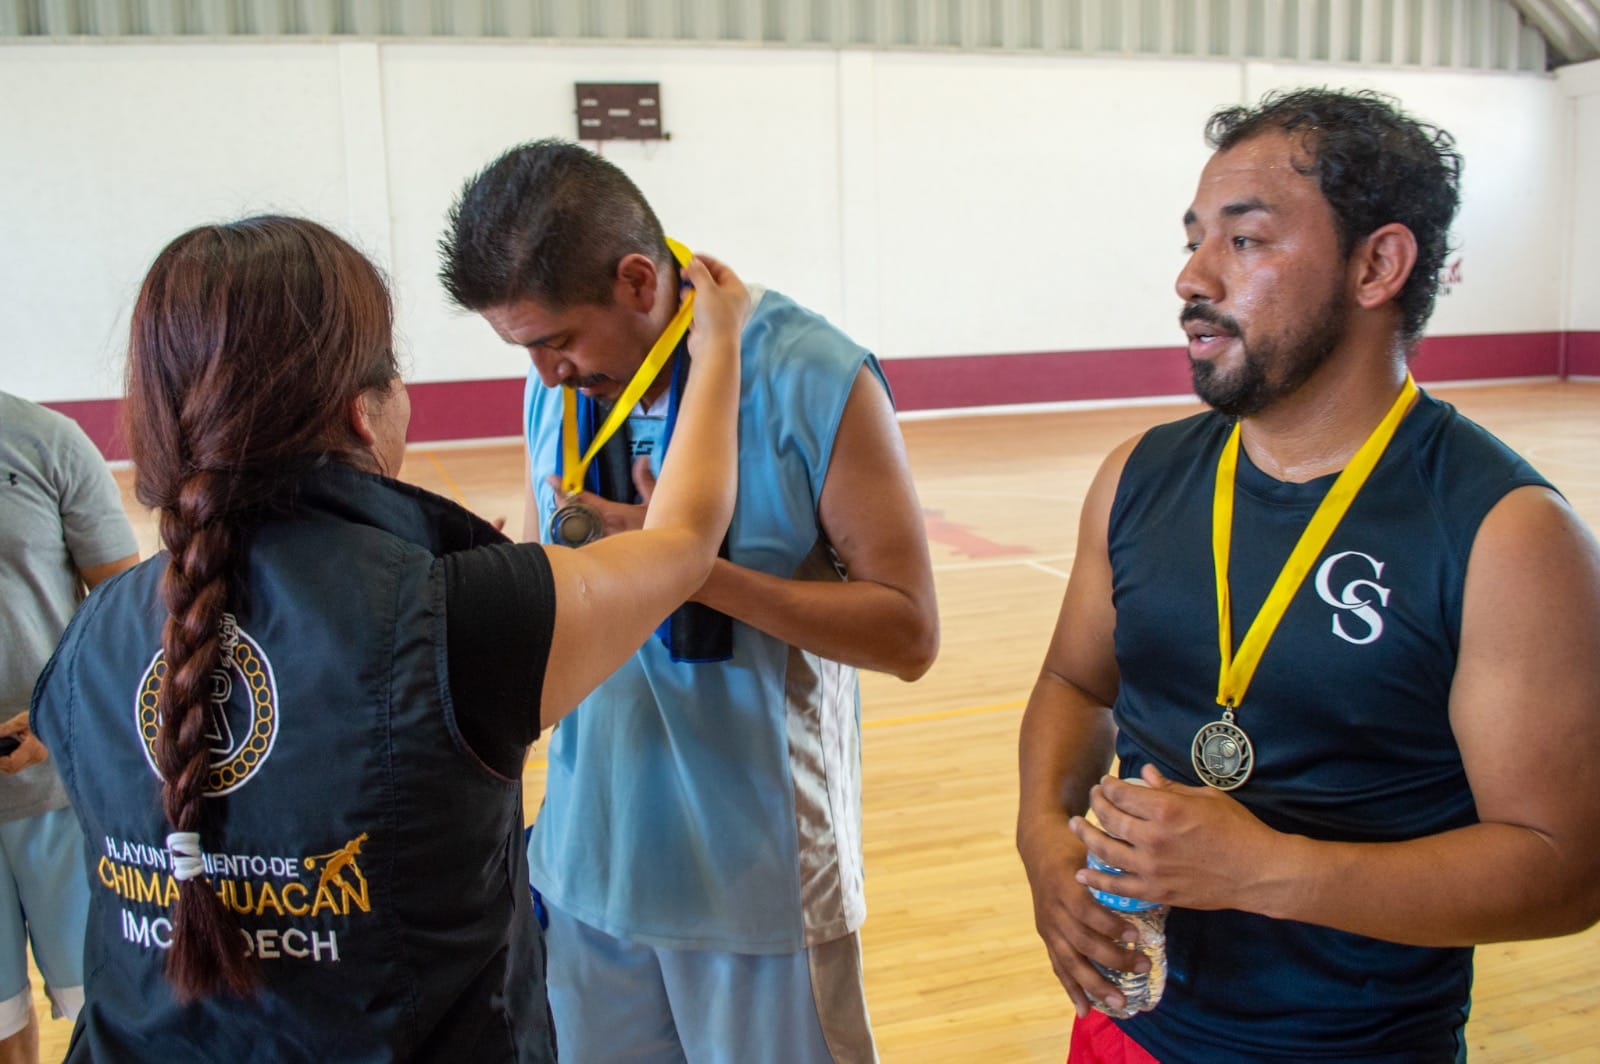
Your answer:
[1017,88,1600,1063]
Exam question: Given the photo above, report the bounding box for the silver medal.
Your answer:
[548,501,603,547]
[1191,709,1254,791]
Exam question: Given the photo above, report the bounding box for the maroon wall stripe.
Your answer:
[403,377,525,443]
[882,346,1194,411]
[44,399,131,462]
[1567,330,1600,378]
[882,331,1568,412]
[43,330,1597,461]
[1410,330,1564,382]
[43,377,527,463]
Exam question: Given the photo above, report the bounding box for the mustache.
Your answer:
[565,373,613,390]
[1180,303,1240,336]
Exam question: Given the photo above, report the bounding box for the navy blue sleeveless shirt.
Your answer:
[1107,392,1551,1063]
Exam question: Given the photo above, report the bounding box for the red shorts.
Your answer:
[1067,1010,1161,1064]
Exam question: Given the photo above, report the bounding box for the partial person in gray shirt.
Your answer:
[0,390,137,1064]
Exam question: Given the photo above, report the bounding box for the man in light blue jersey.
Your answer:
[441,140,938,1063]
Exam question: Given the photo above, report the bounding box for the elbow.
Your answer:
[1564,873,1600,936]
[1536,899,1600,943]
[888,613,940,683]
[657,529,721,601]
[893,644,937,683]
[690,547,720,593]
[1521,851,1600,940]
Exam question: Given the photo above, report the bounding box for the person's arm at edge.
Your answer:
[1016,433,1146,1016]
[60,413,142,592]
[688,366,939,681]
[521,450,540,545]
[1082,484,1600,947]
[5,454,142,771]
[80,553,139,590]
[535,254,745,721]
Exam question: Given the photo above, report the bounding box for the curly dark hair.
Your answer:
[1205,88,1462,347]
[439,139,670,312]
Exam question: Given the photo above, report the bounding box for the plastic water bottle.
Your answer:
[1085,850,1168,1016]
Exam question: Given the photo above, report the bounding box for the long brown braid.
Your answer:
[125,217,397,999]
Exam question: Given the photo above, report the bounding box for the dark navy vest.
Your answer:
[1106,393,1550,1063]
[33,463,555,1063]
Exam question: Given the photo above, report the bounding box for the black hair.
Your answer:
[439,139,669,311]
[1205,88,1463,346]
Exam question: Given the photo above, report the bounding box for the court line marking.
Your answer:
[423,449,468,506]
[932,553,1072,574]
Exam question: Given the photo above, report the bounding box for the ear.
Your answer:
[349,389,379,448]
[1349,222,1418,312]
[612,253,661,314]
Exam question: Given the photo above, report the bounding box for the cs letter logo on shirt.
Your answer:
[1313,551,1393,646]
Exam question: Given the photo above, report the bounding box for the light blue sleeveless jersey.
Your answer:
[524,288,885,953]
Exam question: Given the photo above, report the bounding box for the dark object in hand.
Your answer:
[0,736,21,756]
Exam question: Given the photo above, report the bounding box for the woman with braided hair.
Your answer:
[30,215,745,1061]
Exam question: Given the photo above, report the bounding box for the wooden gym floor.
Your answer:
[38,379,1600,1061]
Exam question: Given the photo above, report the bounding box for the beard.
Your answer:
[1185,287,1348,419]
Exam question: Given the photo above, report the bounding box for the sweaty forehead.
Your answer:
[1187,131,1322,219]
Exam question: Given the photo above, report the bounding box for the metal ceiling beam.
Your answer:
[0,0,1583,70]
[1510,0,1600,61]
[1555,0,1600,49]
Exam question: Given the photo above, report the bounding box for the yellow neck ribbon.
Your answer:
[1212,373,1418,710]
[560,236,694,497]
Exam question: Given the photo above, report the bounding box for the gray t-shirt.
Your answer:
[3,391,138,822]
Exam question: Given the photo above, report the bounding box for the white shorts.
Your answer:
[544,902,877,1063]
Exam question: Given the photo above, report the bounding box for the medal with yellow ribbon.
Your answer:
[548,237,696,547]
[1194,374,1419,790]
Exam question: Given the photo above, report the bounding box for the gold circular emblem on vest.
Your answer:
[136,623,278,796]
